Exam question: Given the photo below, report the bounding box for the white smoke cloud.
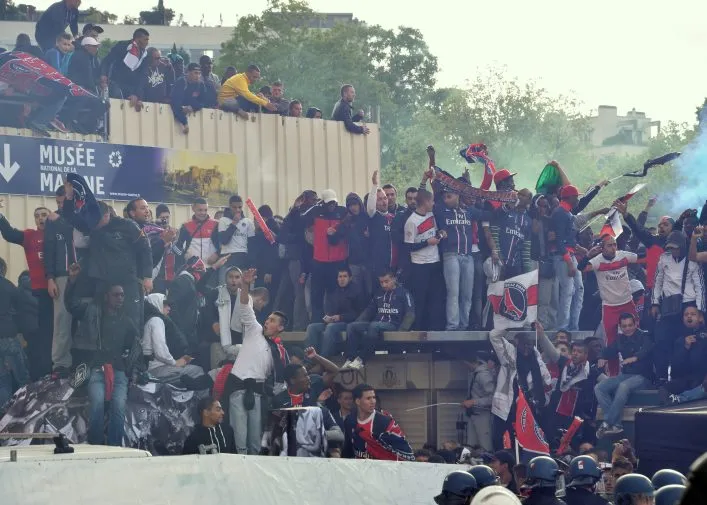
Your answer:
[670,125,707,214]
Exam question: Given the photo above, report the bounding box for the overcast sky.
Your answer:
[36,0,707,124]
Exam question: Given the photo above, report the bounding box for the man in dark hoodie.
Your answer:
[182,397,236,454]
[34,0,79,53]
[67,37,102,95]
[138,47,175,105]
[595,313,653,439]
[65,263,140,446]
[100,29,150,107]
[342,193,370,296]
[274,191,317,331]
[171,63,213,135]
[304,266,365,357]
[249,205,281,317]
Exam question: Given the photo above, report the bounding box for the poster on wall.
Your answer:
[0,135,238,205]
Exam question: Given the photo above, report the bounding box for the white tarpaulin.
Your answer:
[4,453,455,505]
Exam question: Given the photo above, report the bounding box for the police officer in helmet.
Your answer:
[435,471,478,505]
[654,484,685,505]
[564,455,609,505]
[614,473,655,505]
[651,469,686,490]
[681,452,707,505]
[468,465,501,490]
[523,456,566,505]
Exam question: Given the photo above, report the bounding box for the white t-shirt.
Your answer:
[219,216,255,254]
[230,300,273,381]
[404,211,440,265]
[588,250,638,306]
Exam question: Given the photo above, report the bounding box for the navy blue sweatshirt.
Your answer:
[34,0,78,52]
[170,76,210,126]
[357,285,415,330]
[434,204,493,255]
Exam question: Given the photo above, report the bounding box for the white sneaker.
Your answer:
[341,360,354,370]
[349,357,365,370]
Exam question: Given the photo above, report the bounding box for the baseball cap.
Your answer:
[55,186,66,196]
[321,189,338,204]
[83,23,104,34]
[493,169,517,185]
[629,279,644,294]
[81,37,100,47]
[559,184,581,199]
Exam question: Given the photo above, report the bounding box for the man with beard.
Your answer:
[661,305,707,404]
[537,323,602,450]
[138,48,175,104]
[222,268,290,455]
[595,313,653,438]
[65,263,140,446]
[577,235,639,377]
[489,328,551,450]
[0,201,53,379]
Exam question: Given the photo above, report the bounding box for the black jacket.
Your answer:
[671,328,707,385]
[65,276,140,371]
[523,488,566,505]
[280,205,309,262]
[84,216,153,283]
[182,423,236,454]
[564,487,609,505]
[601,329,653,378]
[332,98,364,134]
[549,357,602,421]
[324,281,366,323]
[43,213,76,280]
[138,59,175,103]
[0,276,27,338]
[166,269,215,351]
[170,76,212,126]
[341,194,369,266]
[67,47,101,94]
[100,40,147,97]
[249,219,281,281]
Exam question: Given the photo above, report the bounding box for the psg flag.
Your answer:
[599,183,647,239]
[514,389,550,456]
[488,270,538,330]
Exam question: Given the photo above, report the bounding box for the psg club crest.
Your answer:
[488,271,538,330]
[498,281,527,322]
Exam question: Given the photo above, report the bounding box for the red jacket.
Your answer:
[304,205,348,263]
[0,215,47,290]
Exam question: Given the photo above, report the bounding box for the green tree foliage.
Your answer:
[217,0,695,215]
[80,7,118,24]
[139,0,175,25]
[98,38,113,59]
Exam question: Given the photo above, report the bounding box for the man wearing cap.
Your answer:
[650,230,705,384]
[67,37,102,94]
[494,169,517,192]
[73,23,104,49]
[302,189,349,324]
[483,450,519,495]
[577,235,639,376]
[551,185,585,331]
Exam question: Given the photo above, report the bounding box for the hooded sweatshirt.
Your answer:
[182,423,236,454]
[341,193,369,265]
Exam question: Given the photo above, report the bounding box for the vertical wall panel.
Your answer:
[3,100,379,279]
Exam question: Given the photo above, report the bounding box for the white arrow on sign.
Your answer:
[0,144,20,183]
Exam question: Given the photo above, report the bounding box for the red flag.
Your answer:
[246,198,275,244]
[514,389,550,455]
[599,184,647,239]
[557,417,584,455]
[503,431,512,450]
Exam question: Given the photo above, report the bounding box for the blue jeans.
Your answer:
[229,389,262,455]
[0,337,30,408]
[594,373,650,427]
[87,369,128,446]
[677,385,706,403]
[346,321,396,360]
[553,255,584,330]
[443,253,475,330]
[304,322,347,357]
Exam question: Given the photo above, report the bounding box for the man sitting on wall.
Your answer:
[218,64,278,117]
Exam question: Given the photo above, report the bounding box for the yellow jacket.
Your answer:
[218,73,269,107]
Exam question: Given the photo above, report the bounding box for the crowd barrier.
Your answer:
[3,452,454,505]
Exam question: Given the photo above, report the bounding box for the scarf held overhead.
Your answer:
[459,143,497,190]
[432,166,517,206]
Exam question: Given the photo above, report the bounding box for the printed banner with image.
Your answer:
[0,134,237,205]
